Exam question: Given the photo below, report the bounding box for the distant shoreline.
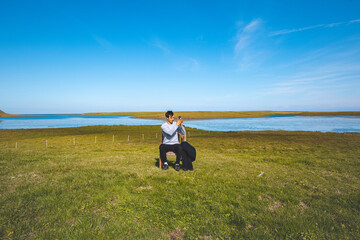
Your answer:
[1,110,360,119]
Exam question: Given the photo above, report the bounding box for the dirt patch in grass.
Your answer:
[299,201,309,209]
[67,218,77,226]
[27,230,37,239]
[168,228,185,239]
[136,186,153,190]
[299,201,309,213]
[269,201,283,211]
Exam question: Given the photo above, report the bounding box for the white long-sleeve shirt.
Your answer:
[161,122,186,145]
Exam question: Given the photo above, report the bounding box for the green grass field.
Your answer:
[1,125,359,239]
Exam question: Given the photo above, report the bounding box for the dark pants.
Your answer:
[159,144,182,164]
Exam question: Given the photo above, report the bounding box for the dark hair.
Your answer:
[165,110,174,119]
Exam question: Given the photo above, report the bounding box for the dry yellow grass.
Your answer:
[2,109,360,120]
[80,110,360,120]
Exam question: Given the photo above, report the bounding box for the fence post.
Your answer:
[46,140,48,148]
[95,136,97,144]
[142,134,144,140]
[73,137,75,145]
[128,135,129,142]
[15,142,18,149]
[113,135,114,143]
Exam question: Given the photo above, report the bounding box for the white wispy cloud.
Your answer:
[190,58,199,70]
[275,39,360,70]
[264,64,360,96]
[274,73,340,86]
[232,19,271,71]
[152,39,171,55]
[143,37,200,71]
[350,19,360,23]
[261,37,360,97]
[270,19,360,36]
[93,35,114,51]
[234,19,262,56]
[144,38,171,55]
[175,57,200,71]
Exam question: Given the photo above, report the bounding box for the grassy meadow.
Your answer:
[82,111,360,120]
[1,125,360,239]
[2,110,360,119]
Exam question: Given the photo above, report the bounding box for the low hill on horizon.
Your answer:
[0,110,11,117]
[0,110,22,117]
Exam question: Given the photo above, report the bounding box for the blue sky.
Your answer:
[1,0,360,114]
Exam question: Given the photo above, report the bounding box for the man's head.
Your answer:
[165,110,174,124]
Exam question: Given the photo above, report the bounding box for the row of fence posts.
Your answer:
[13,131,191,148]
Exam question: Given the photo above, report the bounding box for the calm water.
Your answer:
[0,116,162,129]
[0,115,359,133]
[186,115,360,133]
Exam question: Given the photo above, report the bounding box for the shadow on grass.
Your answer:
[154,157,177,169]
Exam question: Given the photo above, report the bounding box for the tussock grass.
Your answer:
[1,126,359,239]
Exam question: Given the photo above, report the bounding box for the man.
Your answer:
[160,111,186,171]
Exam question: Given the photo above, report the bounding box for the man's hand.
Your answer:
[176,118,183,126]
